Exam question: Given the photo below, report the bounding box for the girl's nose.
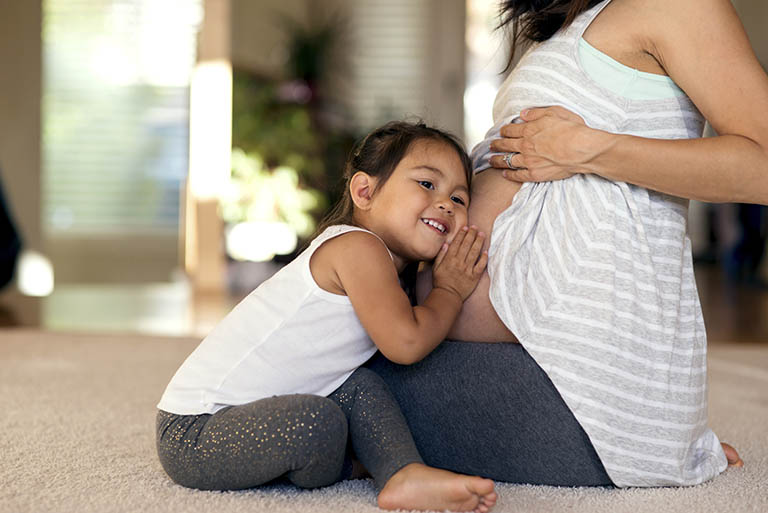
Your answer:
[437,200,454,215]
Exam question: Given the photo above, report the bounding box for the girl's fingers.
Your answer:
[474,250,489,275]
[434,241,449,268]
[455,226,478,260]
[447,226,469,258]
[467,231,485,263]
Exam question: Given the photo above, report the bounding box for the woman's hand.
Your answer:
[432,226,487,302]
[489,106,608,183]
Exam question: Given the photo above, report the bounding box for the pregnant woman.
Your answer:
[370,0,763,487]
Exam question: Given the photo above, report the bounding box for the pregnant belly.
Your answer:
[447,170,521,343]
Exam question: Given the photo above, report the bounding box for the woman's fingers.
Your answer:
[499,121,526,138]
[501,169,533,182]
[489,153,525,170]
[501,106,585,139]
[521,105,584,123]
[490,136,523,153]
[488,105,589,182]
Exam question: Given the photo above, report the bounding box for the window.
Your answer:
[340,0,465,137]
[42,0,202,281]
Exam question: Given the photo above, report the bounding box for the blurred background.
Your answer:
[0,0,766,342]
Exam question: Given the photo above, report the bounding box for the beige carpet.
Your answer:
[1,328,766,513]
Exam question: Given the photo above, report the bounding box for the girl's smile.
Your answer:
[421,217,449,234]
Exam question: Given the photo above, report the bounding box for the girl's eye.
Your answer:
[451,196,467,206]
[418,180,434,190]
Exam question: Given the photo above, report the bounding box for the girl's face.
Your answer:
[366,139,470,269]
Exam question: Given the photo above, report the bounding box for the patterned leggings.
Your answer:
[156,367,422,491]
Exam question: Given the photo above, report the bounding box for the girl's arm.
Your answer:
[490,0,768,204]
[326,228,486,365]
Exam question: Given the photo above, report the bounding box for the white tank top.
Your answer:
[471,0,726,487]
[157,225,382,415]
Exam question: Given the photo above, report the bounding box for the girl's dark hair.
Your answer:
[498,0,603,71]
[315,120,472,236]
[314,120,472,305]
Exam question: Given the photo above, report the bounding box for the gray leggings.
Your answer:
[367,341,614,487]
[156,367,422,491]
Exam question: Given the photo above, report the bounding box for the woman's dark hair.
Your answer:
[498,0,603,71]
[315,120,472,236]
[313,120,472,304]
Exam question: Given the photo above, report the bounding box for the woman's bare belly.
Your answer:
[416,170,523,343]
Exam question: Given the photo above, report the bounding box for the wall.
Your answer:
[0,0,42,324]
[231,0,345,77]
[0,0,42,254]
[425,0,466,138]
[733,0,768,67]
[231,0,465,138]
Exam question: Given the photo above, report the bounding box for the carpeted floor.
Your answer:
[1,329,766,513]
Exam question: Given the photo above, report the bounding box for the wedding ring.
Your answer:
[503,153,515,169]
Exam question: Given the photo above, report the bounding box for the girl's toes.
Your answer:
[481,492,498,506]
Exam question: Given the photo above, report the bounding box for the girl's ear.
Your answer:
[349,171,377,210]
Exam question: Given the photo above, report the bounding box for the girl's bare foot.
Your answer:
[377,463,497,513]
[721,442,744,468]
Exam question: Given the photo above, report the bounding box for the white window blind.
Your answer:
[344,0,432,130]
[337,0,464,138]
[42,0,202,236]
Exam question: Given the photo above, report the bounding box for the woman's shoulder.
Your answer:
[586,0,739,78]
[623,0,736,40]
[596,0,731,35]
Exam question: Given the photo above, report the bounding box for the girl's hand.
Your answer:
[488,106,606,183]
[432,226,487,301]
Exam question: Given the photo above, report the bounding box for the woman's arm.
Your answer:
[491,0,768,204]
[325,229,486,365]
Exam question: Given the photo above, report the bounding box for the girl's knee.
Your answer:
[286,396,349,489]
[286,395,348,450]
[313,395,348,435]
[344,366,388,393]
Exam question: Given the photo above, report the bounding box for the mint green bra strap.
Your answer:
[578,38,684,100]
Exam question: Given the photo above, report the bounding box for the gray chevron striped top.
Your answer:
[471,0,727,487]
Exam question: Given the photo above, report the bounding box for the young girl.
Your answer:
[156,121,498,513]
